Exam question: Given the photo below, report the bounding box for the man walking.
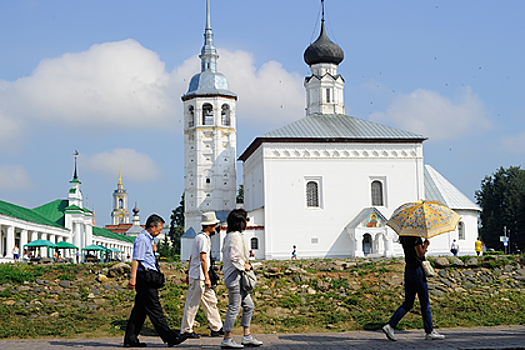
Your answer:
[180,212,224,338]
[124,214,188,348]
[451,239,459,256]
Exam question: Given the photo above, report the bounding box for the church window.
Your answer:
[202,103,214,125]
[326,88,331,103]
[119,198,123,209]
[458,222,465,240]
[306,181,319,207]
[206,178,211,184]
[371,181,384,206]
[221,104,231,126]
[251,237,259,250]
[188,106,195,127]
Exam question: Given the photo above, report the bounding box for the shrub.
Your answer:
[485,251,504,256]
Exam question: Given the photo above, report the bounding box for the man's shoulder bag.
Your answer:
[139,261,165,289]
[209,259,220,286]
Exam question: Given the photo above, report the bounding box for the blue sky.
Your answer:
[1,0,524,226]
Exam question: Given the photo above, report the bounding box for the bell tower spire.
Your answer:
[112,169,129,225]
[200,0,218,73]
[180,0,238,261]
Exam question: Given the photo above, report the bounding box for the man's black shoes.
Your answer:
[210,327,225,337]
[167,333,190,347]
[123,341,147,348]
[184,332,201,339]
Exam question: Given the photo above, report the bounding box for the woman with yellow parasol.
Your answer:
[382,200,460,342]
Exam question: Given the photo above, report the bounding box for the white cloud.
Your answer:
[2,39,176,130]
[218,50,305,125]
[369,87,491,141]
[171,49,305,126]
[500,130,525,154]
[82,149,161,181]
[0,40,304,140]
[0,165,35,191]
[0,111,23,149]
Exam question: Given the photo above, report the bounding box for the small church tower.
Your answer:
[181,0,237,260]
[65,151,93,250]
[111,169,130,224]
[303,0,345,116]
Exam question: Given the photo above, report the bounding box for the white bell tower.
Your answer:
[181,0,237,260]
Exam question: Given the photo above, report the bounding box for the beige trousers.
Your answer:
[180,278,223,334]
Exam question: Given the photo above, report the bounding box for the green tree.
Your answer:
[237,184,244,204]
[157,230,172,258]
[475,166,525,253]
[168,193,185,257]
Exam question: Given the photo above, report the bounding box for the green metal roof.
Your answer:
[0,200,66,229]
[93,226,136,243]
[32,200,69,227]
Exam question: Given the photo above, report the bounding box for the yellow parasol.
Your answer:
[386,200,461,239]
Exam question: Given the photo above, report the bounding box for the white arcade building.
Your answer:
[182,1,480,261]
[0,163,134,263]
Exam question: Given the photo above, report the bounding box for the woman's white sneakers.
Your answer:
[221,336,263,349]
[425,330,446,340]
[383,324,445,341]
[241,335,263,346]
[221,338,244,349]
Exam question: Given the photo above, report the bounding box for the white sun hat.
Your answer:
[200,211,220,226]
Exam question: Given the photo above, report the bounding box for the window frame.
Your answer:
[202,103,214,125]
[305,176,323,209]
[458,221,465,240]
[370,177,387,207]
[250,237,259,250]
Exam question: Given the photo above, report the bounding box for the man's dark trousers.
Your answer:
[124,275,178,345]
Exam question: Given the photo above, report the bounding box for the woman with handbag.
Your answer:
[220,209,263,349]
[382,237,445,342]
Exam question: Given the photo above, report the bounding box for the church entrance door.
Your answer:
[362,233,372,255]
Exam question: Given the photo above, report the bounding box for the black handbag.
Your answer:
[208,260,220,286]
[139,261,165,289]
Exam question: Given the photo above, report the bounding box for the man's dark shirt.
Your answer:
[400,236,423,269]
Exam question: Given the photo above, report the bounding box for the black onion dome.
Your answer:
[304,21,344,66]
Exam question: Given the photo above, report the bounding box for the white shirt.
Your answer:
[188,232,211,281]
[222,231,249,281]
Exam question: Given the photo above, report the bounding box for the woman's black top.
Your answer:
[400,236,423,269]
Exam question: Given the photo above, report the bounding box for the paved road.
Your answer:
[0,325,523,350]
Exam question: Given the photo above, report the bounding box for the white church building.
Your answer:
[182,1,480,261]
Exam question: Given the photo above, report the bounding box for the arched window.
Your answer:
[119,198,123,209]
[306,181,319,207]
[221,104,230,126]
[458,222,465,240]
[371,181,384,206]
[202,103,213,125]
[188,105,195,127]
[250,237,259,250]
